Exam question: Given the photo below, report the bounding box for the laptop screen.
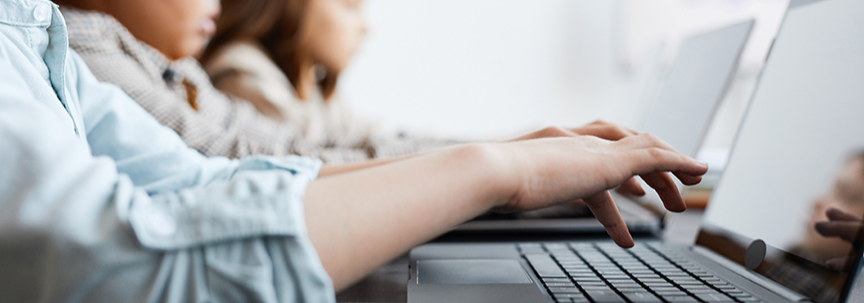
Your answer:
[698,0,864,302]
[640,20,752,158]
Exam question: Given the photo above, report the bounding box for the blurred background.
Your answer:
[339,0,789,170]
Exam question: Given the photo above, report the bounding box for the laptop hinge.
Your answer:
[692,246,813,302]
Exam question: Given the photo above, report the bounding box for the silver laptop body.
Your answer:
[409,1,864,302]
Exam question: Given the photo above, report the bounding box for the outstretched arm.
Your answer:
[304,134,708,290]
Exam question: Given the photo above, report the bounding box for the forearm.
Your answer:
[317,145,463,177]
[303,144,513,290]
[318,155,408,177]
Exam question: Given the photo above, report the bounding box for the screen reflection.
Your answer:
[699,151,864,303]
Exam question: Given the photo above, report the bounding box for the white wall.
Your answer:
[338,0,789,154]
[340,0,628,141]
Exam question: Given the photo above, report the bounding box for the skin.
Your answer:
[811,158,864,270]
[60,0,707,290]
[61,0,221,60]
[292,0,367,98]
[306,134,707,290]
[301,0,367,73]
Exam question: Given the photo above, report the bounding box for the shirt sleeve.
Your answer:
[208,52,465,160]
[0,48,335,302]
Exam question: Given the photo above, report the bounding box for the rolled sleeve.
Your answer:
[124,156,334,303]
[129,156,322,250]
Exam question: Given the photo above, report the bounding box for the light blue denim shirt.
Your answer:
[0,0,335,302]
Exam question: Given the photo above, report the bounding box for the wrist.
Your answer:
[450,143,521,210]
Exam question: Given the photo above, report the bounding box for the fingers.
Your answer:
[619,134,709,177]
[587,120,640,135]
[639,172,686,212]
[816,208,864,243]
[603,133,706,214]
[672,171,703,186]
[814,220,864,243]
[826,207,861,222]
[625,147,708,178]
[593,125,634,141]
[617,133,676,151]
[573,121,640,141]
[512,126,579,142]
[583,191,634,248]
[618,177,646,196]
[825,256,852,271]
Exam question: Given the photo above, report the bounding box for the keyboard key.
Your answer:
[622,291,662,303]
[545,243,569,250]
[518,243,542,249]
[687,288,716,293]
[693,291,735,302]
[662,295,699,302]
[650,287,680,292]
[525,254,567,278]
[584,288,626,303]
[642,282,672,288]
[546,282,576,287]
[576,281,607,287]
[548,287,582,294]
[554,293,586,299]
[626,270,654,274]
[614,287,645,293]
[608,282,640,288]
[633,274,661,279]
[564,267,592,272]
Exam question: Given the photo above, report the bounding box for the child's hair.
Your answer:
[201,0,339,101]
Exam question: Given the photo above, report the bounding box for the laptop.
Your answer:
[408,0,864,302]
[457,20,755,234]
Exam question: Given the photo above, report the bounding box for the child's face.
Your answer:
[110,0,221,60]
[301,0,367,73]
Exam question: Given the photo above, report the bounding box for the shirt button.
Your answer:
[33,4,52,22]
[148,210,178,237]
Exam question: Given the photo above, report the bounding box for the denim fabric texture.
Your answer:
[0,0,335,302]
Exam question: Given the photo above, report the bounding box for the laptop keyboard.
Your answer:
[519,242,762,303]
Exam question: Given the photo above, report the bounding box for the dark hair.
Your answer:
[200,0,339,101]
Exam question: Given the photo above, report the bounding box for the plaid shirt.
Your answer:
[62,7,455,163]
